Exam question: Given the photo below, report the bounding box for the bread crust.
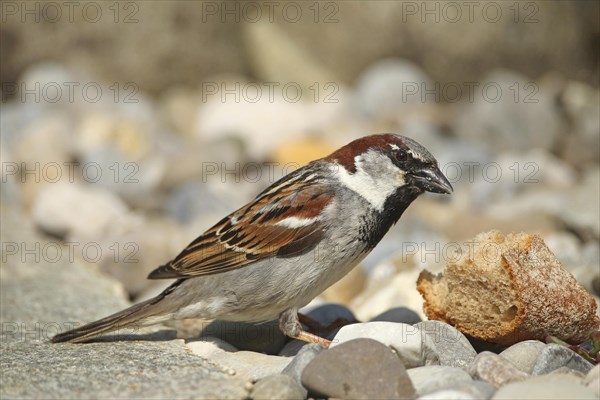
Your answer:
[417,230,600,345]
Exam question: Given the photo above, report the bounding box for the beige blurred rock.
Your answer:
[321,265,367,305]
[32,181,130,241]
[99,215,187,297]
[271,137,336,166]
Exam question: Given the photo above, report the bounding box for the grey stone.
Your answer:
[278,339,309,357]
[469,351,529,388]
[304,303,357,327]
[1,340,247,399]
[251,374,305,400]
[407,366,472,397]
[492,374,597,400]
[499,340,546,374]
[370,307,422,324]
[331,322,424,368]
[415,321,477,371]
[282,343,324,384]
[532,344,594,375]
[198,319,287,355]
[302,338,416,399]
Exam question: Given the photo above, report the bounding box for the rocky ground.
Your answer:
[1,59,599,399]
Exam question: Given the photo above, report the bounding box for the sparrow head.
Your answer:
[323,133,452,210]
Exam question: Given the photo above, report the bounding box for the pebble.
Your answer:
[302,338,416,399]
[407,366,472,397]
[584,365,599,397]
[492,374,597,400]
[303,303,357,327]
[532,344,594,375]
[32,181,129,241]
[469,351,529,388]
[370,307,422,324]
[331,322,424,368]
[282,343,324,386]
[447,381,497,400]
[418,390,478,400]
[499,340,546,373]
[415,321,477,370]
[251,374,305,400]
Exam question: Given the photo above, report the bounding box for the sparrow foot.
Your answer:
[279,309,331,348]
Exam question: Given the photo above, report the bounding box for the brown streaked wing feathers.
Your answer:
[148,174,332,279]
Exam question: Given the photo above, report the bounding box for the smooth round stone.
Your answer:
[418,389,477,400]
[447,381,497,400]
[302,338,416,400]
[499,340,545,374]
[415,321,477,371]
[303,303,357,326]
[532,344,594,375]
[282,343,324,385]
[469,351,529,388]
[370,307,422,324]
[492,374,597,400]
[407,366,472,397]
[584,365,599,397]
[331,322,424,368]
[549,367,586,379]
[251,374,305,400]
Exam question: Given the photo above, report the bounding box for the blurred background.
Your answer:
[1,0,599,320]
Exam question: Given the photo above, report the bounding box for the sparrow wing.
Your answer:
[148,169,334,279]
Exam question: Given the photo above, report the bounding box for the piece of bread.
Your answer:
[417,230,599,345]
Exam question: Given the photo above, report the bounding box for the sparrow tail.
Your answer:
[51,280,182,343]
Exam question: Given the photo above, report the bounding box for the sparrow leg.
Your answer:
[279,309,331,348]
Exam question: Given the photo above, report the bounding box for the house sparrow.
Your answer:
[52,134,452,346]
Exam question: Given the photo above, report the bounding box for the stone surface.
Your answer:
[331,322,423,368]
[302,338,416,399]
[499,340,546,374]
[0,209,248,399]
[1,340,247,399]
[532,344,594,375]
[407,366,472,397]
[416,321,477,370]
[186,340,291,381]
[251,374,305,400]
[469,351,529,388]
[492,374,597,400]
[370,307,422,324]
[197,319,287,355]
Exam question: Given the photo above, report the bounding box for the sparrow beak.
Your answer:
[411,166,453,194]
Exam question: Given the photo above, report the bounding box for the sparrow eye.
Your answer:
[395,149,409,162]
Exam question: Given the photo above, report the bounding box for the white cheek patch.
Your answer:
[334,151,405,211]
